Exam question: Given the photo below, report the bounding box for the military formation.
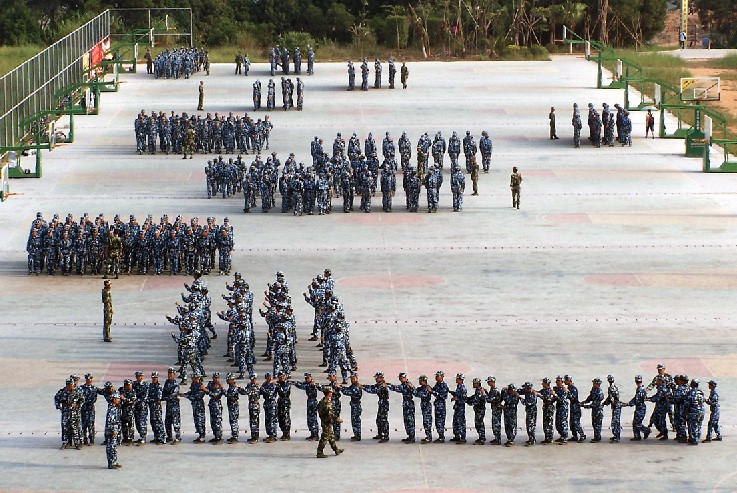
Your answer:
[267,45,315,77]
[251,77,305,112]
[571,102,633,148]
[133,110,273,157]
[26,212,234,277]
[56,361,720,468]
[148,48,209,80]
[204,130,497,214]
[347,57,407,91]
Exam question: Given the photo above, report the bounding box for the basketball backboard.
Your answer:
[681,77,720,102]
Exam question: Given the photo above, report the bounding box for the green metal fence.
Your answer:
[0,11,111,153]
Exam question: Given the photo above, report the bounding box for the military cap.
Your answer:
[111,392,121,399]
[151,371,159,378]
[507,383,516,389]
[304,372,312,377]
[472,378,481,385]
[374,371,384,378]
[324,268,332,275]
[456,373,465,380]
[708,380,717,386]
[36,212,42,218]
[524,381,533,388]
[167,367,176,373]
[555,375,564,381]
[564,374,573,381]
[250,373,258,380]
[691,379,700,386]
[542,377,551,384]
[435,371,444,377]
[65,377,74,384]
[486,375,496,382]
[607,375,614,382]
[226,373,235,380]
[106,381,115,387]
[234,271,242,277]
[212,372,220,378]
[593,378,602,384]
[327,370,336,376]
[399,372,407,379]
[84,373,93,379]
[264,372,272,379]
[135,371,144,377]
[634,375,643,382]
[71,374,79,381]
[275,270,284,277]
[192,371,202,378]
[657,363,665,370]
[418,375,428,381]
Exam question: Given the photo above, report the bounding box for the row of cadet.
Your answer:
[134,110,273,156]
[251,78,304,111]
[266,45,315,76]
[54,368,720,452]
[144,47,209,79]
[26,212,235,277]
[347,57,407,91]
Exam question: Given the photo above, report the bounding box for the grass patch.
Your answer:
[706,54,737,70]
[0,45,46,77]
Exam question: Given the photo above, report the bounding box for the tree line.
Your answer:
[1,0,732,54]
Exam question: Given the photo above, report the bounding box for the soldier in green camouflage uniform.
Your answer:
[183,123,196,160]
[102,280,113,342]
[316,388,344,458]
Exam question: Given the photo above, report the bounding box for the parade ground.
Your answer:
[0,56,735,492]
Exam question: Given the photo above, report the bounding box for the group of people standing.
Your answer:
[143,47,209,79]
[268,45,315,77]
[134,110,273,157]
[347,57,408,91]
[251,77,304,111]
[562,102,634,148]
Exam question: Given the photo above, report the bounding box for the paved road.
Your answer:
[0,57,734,492]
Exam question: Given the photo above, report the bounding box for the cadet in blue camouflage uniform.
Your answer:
[79,373,104,445]
[704,380,721,442]
[360,58,369,91]
[55,378,82,449]
[466,378,486,444]
[519,382,537,446]
[485,376,502,445]
[499,383,520,446]
[363,372,390,442]
[205,372,224,443]
[341,373,363,441]
[276,372,292,440]
[538,377,555,444]
[132,371,149,444]
[626,375,651,441]
[553,376,569,443]
[414,375,433,443]
[687,379,705,445]
[449,373,467,443]
[162,368,181,444]
[293,372,320,440]
[380,166,396,212]
[183,372,207,443]
[572,103,582,148]
[450,164,465,212]
[672,374,689,443]
[118,379,136,444]
[106,392,122,469]
[245,373,261,443]
[647,375,670,440]
[602,375,621,442]
[260,372,278,442]
[431,371,448,442]
[388,372,416,443]
[147,372,166,444]
[565,375,586,442]
[479,130,493,173]
[224,373,247,443]
[581,378,605,442]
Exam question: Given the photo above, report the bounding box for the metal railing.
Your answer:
[0,11,111,152]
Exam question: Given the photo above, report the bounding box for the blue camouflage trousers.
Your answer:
[632,407,648,438]
[504,409,517,442]
[149,403,165,442]
[306,400,319,437]
[542,407,554,441]
[688,412,704,444]
[555,408,569,439]
[610,406,621,440]
[525,407,537,442]
[491,409,502,443]
[278,399,291,436]
[228,403,240,438]
[452,405,466,440]
[350,402,362,438]
[332,399,342,439]
[106,429,119,466]
[134,402,148,440]
[591,407,603,439]
[707,410,720,439]
[81,407,96,442]
[434,401,446,440]
[165,403,181,441]
[264,402,277,438]
[192,401,206,438]
[474,408,486,441]
[377,403,389,439]
[209,401,223,440]
[249,406,260,438]
[570,405,584,439]
[402,400,416,439]
[420,402,432,441]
